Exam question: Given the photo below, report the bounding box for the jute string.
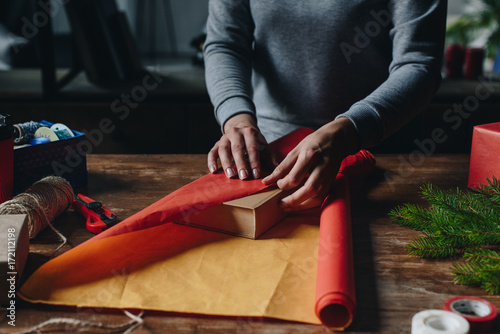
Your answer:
[0,178,145,333]
[0,176,74,254]
[0,310,144,334]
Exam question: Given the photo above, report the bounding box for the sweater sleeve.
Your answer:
[203,0,256,132]
[336,0,447,148]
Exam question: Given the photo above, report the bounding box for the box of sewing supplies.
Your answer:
[13,120,88,193]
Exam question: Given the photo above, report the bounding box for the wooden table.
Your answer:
[4,154,500,333]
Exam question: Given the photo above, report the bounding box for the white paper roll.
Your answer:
[412,310,470,334]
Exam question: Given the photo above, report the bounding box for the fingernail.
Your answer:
[225,167,235,178]
[209,165,217,173]
[280,201,292,213]
[239,169,248,180]
[252,168,260,179]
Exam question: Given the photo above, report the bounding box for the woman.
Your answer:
[204,0,447,212]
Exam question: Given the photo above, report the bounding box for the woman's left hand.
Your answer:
[262,117,358,212]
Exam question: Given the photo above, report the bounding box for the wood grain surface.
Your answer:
[2,154,499,334]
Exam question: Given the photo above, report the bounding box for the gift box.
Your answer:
[468,122,500,188]
[13,120,88,194]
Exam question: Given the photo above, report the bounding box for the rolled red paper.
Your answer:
[315,173,355,329]
[315,150,375,329]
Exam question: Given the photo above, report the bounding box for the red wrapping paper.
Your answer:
[468,122,500,188]
[315,150,375,329]
[316,173,354,329]
[19,128,375,327]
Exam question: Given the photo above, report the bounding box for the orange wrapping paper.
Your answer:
[19,128,374,327]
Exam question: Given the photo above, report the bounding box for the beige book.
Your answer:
[176,188,287,239]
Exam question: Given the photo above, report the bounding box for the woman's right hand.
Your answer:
[207,113,274,180]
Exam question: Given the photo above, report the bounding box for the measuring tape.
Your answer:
[444,296,497,333]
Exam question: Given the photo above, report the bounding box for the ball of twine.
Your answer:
[0,176,74,252]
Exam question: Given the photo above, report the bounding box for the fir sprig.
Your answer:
[405,236,459,258]
[389,177,500,294]
[453,249,500,294]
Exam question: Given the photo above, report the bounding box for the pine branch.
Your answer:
[483,278,500,295]
[422,184,486,229]
[464,248,500,263]
[453,262,484,286]
[405,236,459,258]
[421,183,500,245]
[390,177,500,293]
[453,251,500,294]
[472,176,500,210]
[389,203,435,232]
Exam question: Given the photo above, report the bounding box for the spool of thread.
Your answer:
[0,176,74,241]
[50,123,75,140]
[13,121,48,145]
[29,137,50,146]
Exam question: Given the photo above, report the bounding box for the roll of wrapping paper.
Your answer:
[315,150,375,329]
[316,173,354,329]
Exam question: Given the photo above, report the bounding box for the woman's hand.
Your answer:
[262,117,357,212]
[208,113,275,179]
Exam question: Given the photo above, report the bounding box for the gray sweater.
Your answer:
[204,0,447,147]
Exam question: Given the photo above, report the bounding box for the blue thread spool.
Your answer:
[14,122,47,145]
[29,137,50,146]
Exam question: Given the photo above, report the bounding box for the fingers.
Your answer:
[279,167,330,212]
[207,126,266,179]
[262,144,318,187]
[242,128,263,179]
[231,133,250,179]
[207,143,219,174]
[261,153,296,185]
[219,138,237,178]
[206,137,237,178]
[276,153,315,190]
[281,194,324,212]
